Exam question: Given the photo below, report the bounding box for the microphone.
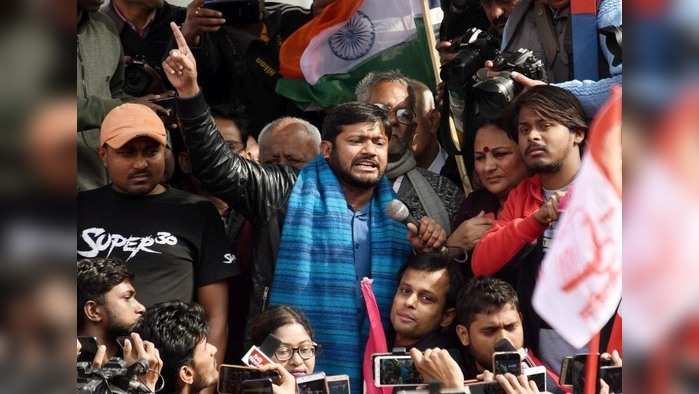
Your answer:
[494,338,517,353]
[386,199,450,256]
[385,199,419,226]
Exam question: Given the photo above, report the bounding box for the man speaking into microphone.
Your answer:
[160,22,447,394]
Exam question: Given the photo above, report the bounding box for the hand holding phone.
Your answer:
[492,351,522,376]
[296,372,327,394]
[325,375,351,394]
[373,354,423,387]
[409,348,464,389]
[218,364,282,394]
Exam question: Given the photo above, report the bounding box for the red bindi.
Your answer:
[483,146,490,153]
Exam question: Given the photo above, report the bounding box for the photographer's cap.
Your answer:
[100,103,167,149]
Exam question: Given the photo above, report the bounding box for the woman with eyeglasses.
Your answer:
[249,305,318,377]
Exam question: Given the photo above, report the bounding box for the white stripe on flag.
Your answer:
[300,0,424,85]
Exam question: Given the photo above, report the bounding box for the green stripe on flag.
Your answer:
[276,18,437,109]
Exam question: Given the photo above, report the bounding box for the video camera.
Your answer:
[442,28,500,132]
[443,29,546,126]
[77,357,151,394]
[440,28,546,174]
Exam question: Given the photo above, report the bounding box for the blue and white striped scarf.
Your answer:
[269,155,410,393]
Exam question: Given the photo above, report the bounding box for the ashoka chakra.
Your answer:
[329,11,376,61]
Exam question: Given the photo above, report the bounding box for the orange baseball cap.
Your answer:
[100,103,167,149]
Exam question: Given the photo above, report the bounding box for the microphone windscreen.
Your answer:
[494,338,516,352]
[385,199,410,222]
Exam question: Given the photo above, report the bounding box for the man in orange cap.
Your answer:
[98,102,169,195]
[78,103,238,370]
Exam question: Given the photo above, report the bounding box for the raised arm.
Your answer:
[164,22,297,219]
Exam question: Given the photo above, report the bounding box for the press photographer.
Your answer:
[440,26,545,174]
[100,0,225,97]
[491,0,622,118]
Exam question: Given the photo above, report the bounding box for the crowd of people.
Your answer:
[77,0,622,393]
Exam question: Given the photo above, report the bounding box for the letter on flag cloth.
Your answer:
[532,87,622,349]
[361,278,391,394]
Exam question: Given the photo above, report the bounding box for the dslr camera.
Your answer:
[77,357,151,394]
[472,48,547,119]
[124,57,167,97]
[441,28,500,141]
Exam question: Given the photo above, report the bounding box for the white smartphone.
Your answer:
[373,354,423,388]
[325,374,350,394]
[296,372,327,394]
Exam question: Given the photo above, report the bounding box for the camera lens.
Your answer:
[473,74,518,119]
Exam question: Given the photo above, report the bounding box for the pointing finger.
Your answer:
[170,22,189,52]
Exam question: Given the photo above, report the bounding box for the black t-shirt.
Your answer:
[77,186,239,307]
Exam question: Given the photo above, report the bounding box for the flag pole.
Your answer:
[584,333,600,394]
[419,0,473,194]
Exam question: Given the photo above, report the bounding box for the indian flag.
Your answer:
[276,0,437,109]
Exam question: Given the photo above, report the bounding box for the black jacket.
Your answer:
[176,92,298,321]
[198,3,313,135]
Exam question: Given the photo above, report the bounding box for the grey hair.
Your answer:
[355,70,416,111]
[258,117,322,153]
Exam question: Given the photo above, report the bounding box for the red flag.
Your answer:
[361,278,391,394]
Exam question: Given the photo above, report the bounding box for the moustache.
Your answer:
[128,171,151,179]
[352,156,379,167]
[526,144,547,154]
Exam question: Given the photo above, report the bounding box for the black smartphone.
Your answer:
[559,356,573,386]
[203,0,261,25]
[492,351,521,375]
[241,378,274,394]
[77,336,98,363]
[373,355,423,387]
[218,364,281,394]
[572,354,601,394]
[599,366,622,393]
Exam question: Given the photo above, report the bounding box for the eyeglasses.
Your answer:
[274,342,318,361]
[374,104,414,125]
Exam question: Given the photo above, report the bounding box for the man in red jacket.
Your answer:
[471,85,594,372]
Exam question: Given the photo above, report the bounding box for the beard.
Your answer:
[328,149,384,189]
[527,160,562,174]
[388,126,413,161]
[106,309,138,339]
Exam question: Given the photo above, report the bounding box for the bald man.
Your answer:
[257,117,321,169]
